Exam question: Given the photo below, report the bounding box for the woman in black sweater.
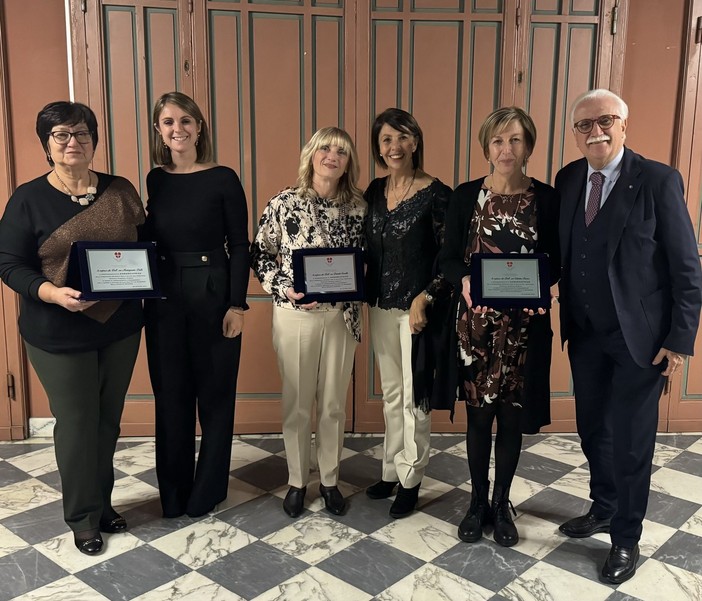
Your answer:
[0,101,144,555]
[143,92,250,518]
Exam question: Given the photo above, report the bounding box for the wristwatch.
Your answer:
[424,291,434,304]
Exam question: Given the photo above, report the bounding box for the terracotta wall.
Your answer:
[3,0,70,185]
[2,0,70,419]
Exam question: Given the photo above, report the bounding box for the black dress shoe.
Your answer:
[283,486,306,517]
[74,530,104,555]
[389,483,420,518]
[602,544,639,584]
[559,511,611,538]
[99,514,127,533]
[366,480,399,500]
[319,484,347,515]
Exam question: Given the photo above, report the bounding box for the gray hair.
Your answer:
[569,89,629,126]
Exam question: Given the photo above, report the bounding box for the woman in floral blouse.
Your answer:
[251,127,366,518]
[364,108,452,518]
[439,107,559,548]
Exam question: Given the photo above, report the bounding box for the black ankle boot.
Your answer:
[458,481,490,543]
[491,485,518,547]
[389,483,420,518]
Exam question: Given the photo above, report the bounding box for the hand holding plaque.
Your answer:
[291,247,364,304]
[469,253,550,310]
[66,241,163,300]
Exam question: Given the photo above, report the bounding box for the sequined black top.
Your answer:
[364,177,451,310]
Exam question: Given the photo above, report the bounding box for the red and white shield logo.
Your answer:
[114,251,122,261]
[326,257,333,264]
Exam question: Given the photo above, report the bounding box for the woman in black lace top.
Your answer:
[364,108,451,518]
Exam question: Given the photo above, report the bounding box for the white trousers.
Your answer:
[369,307,431,488]
[272,306,357,488]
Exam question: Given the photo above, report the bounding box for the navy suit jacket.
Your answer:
[555,147,702,367]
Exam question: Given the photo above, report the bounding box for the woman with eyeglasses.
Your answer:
[0,101,145,555]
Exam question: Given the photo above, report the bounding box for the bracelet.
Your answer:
[228,307,245,314]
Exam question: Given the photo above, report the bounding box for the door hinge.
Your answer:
[516,5,522,30]
[696,16,702,44]
[611,1,619,35]
[517,71,523,84]
[188,0,193,14]
[80,0,87,13]
[7,373,15,401]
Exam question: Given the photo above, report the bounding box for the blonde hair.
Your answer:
[151,92,214,165]
[296,127,363,205]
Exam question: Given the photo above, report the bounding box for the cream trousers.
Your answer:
[369,307,431,488]
[272,306,357,488]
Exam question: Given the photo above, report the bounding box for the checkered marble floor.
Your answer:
[1,433,701,601]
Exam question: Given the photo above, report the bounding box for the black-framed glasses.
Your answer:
[573,114,621,134]
[48,130,93,145]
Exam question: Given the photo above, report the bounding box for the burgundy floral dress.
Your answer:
[457,183,538,408]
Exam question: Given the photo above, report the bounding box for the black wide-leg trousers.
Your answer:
[145,266,241,518]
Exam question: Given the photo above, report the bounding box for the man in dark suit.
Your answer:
[555,89,702,584]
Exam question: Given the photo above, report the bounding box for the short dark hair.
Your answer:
[370,108,424,170]
[151,92,213,165]
[36,101,99,166]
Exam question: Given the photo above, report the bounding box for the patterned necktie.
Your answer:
[585,171,605,226]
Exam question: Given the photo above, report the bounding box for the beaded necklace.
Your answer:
[54,170,97,206]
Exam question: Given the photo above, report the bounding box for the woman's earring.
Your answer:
[195,134,200,147]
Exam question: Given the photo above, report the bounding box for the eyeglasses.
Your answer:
[573,114,621,134]
[48,130,93,145]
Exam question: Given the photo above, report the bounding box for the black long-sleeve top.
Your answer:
[364,177,451,310]
[142,166,250,309]
[0,173,145,352]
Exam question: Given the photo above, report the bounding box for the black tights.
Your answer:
[466,402,522,490]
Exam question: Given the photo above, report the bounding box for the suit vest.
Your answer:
[568,194,620,333]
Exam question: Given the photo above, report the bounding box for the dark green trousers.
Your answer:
[25,332,140,532]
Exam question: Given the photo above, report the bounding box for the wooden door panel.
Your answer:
[103,8,143,191]
[409,22,462,187]
[669,0,702,431]
[205,0,351,432]
[313,16,345,130]
[466,21,503,181]
[101,3,181,193]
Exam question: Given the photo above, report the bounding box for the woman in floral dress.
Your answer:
[439,107,559,547]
